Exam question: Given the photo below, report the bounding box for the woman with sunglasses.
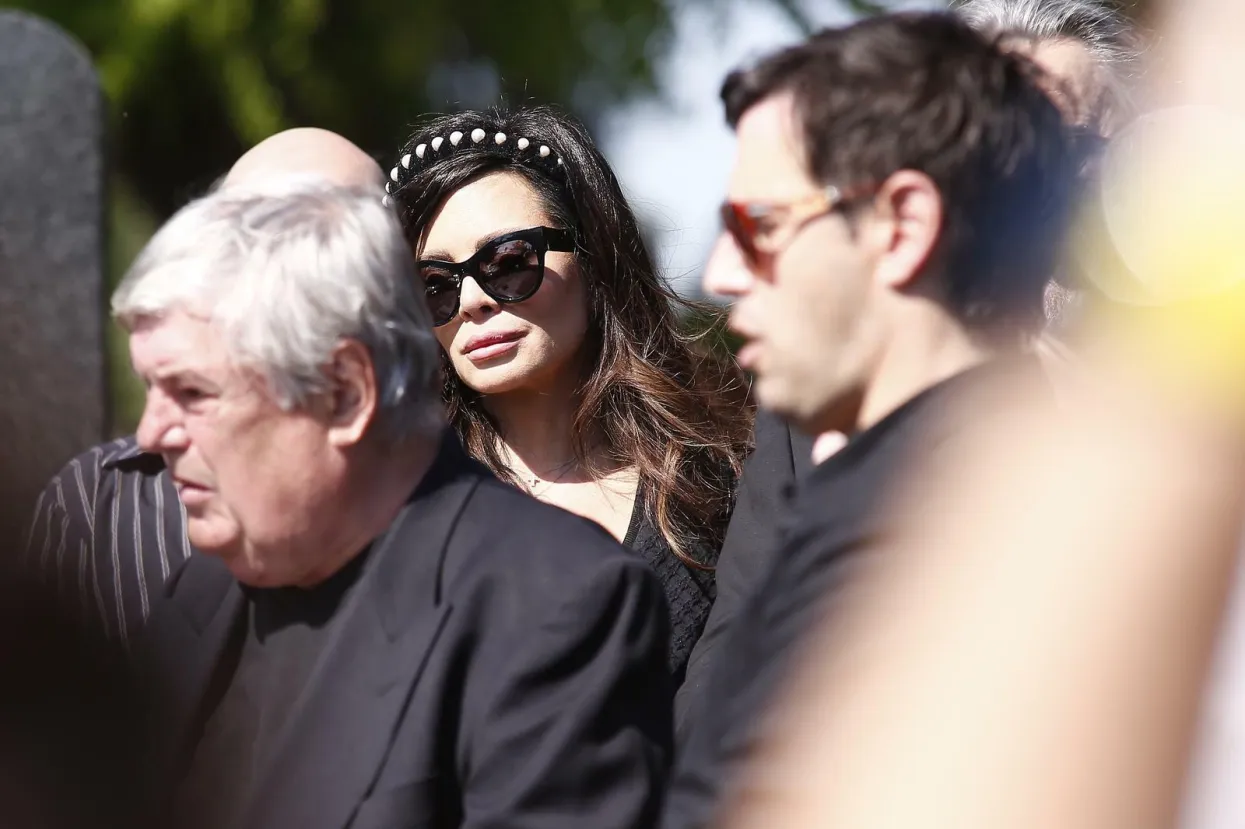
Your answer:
[386,107,752,685]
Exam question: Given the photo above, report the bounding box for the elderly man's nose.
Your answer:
[135,391,188,455]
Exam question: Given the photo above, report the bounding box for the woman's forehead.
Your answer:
[422,172,552,259]
[433,172,549,233]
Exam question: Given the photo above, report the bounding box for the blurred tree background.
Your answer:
[10,0,1147,431]
[9,0,894,431]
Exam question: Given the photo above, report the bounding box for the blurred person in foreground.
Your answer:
[0,574,151,829]
[665,12,1079,828]
[0,494,151,828]
[24,129,386,644]
[677,0,1143,726]
[120,181,670,829]
[715,323,1245,829]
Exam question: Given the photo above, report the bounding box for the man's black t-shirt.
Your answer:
[171,551,369,829]
[665,362,1023,829]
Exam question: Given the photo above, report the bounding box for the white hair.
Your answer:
[952,0,1144,118]
[112,178,442,440]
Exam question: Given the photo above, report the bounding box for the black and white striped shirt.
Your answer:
[25,435,190,642]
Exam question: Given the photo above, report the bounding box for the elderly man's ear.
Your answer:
[326,340,379,447]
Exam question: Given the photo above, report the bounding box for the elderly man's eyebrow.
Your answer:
[150,367,218,388]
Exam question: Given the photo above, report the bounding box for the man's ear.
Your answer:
[863,170,943,291]
[326,339,378,448]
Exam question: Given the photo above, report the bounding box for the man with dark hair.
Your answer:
[666,12,1078,829]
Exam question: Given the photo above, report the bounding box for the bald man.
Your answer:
[25,130,386,643]
[222,127,385,191]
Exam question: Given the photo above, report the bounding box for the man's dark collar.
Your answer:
[100,437,167,475]
[809,355,1042,482]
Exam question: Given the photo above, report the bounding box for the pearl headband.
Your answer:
[383,127,566,207]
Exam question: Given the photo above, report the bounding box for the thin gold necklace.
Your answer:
[521,457,580,493]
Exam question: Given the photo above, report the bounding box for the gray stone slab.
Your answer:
[0,11,106,544]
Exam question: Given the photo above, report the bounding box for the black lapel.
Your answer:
[244,436,483,829]
[135,552,245,791]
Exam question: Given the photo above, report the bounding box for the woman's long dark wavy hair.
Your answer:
[390,105,753,564]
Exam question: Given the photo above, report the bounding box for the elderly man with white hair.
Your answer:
[953,0,1143,132]
[952,0,1145,328]
[125,182,670,829]
[26,128,391,642]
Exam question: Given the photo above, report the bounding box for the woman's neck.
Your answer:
[483,382,639,543]
[484,382,593,481]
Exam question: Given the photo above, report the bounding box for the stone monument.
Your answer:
[0,11,106,546]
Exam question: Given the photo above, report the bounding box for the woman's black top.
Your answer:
[623,498,717,687]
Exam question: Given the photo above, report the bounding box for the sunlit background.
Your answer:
[8,0,1150,429]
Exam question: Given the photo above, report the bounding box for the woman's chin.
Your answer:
[458,364,532,396]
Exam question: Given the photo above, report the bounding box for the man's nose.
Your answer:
[134,390,189,456]
[702,232,756,300]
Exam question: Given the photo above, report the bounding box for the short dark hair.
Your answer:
[722,12,1080,334]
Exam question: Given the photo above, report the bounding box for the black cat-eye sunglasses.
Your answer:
[418,226,576,326]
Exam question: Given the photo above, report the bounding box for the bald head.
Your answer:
[223,128,384,191]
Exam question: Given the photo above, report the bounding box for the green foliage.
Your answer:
[9,0,685,431]
[10,0,680,219]
[106,177,158,432]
